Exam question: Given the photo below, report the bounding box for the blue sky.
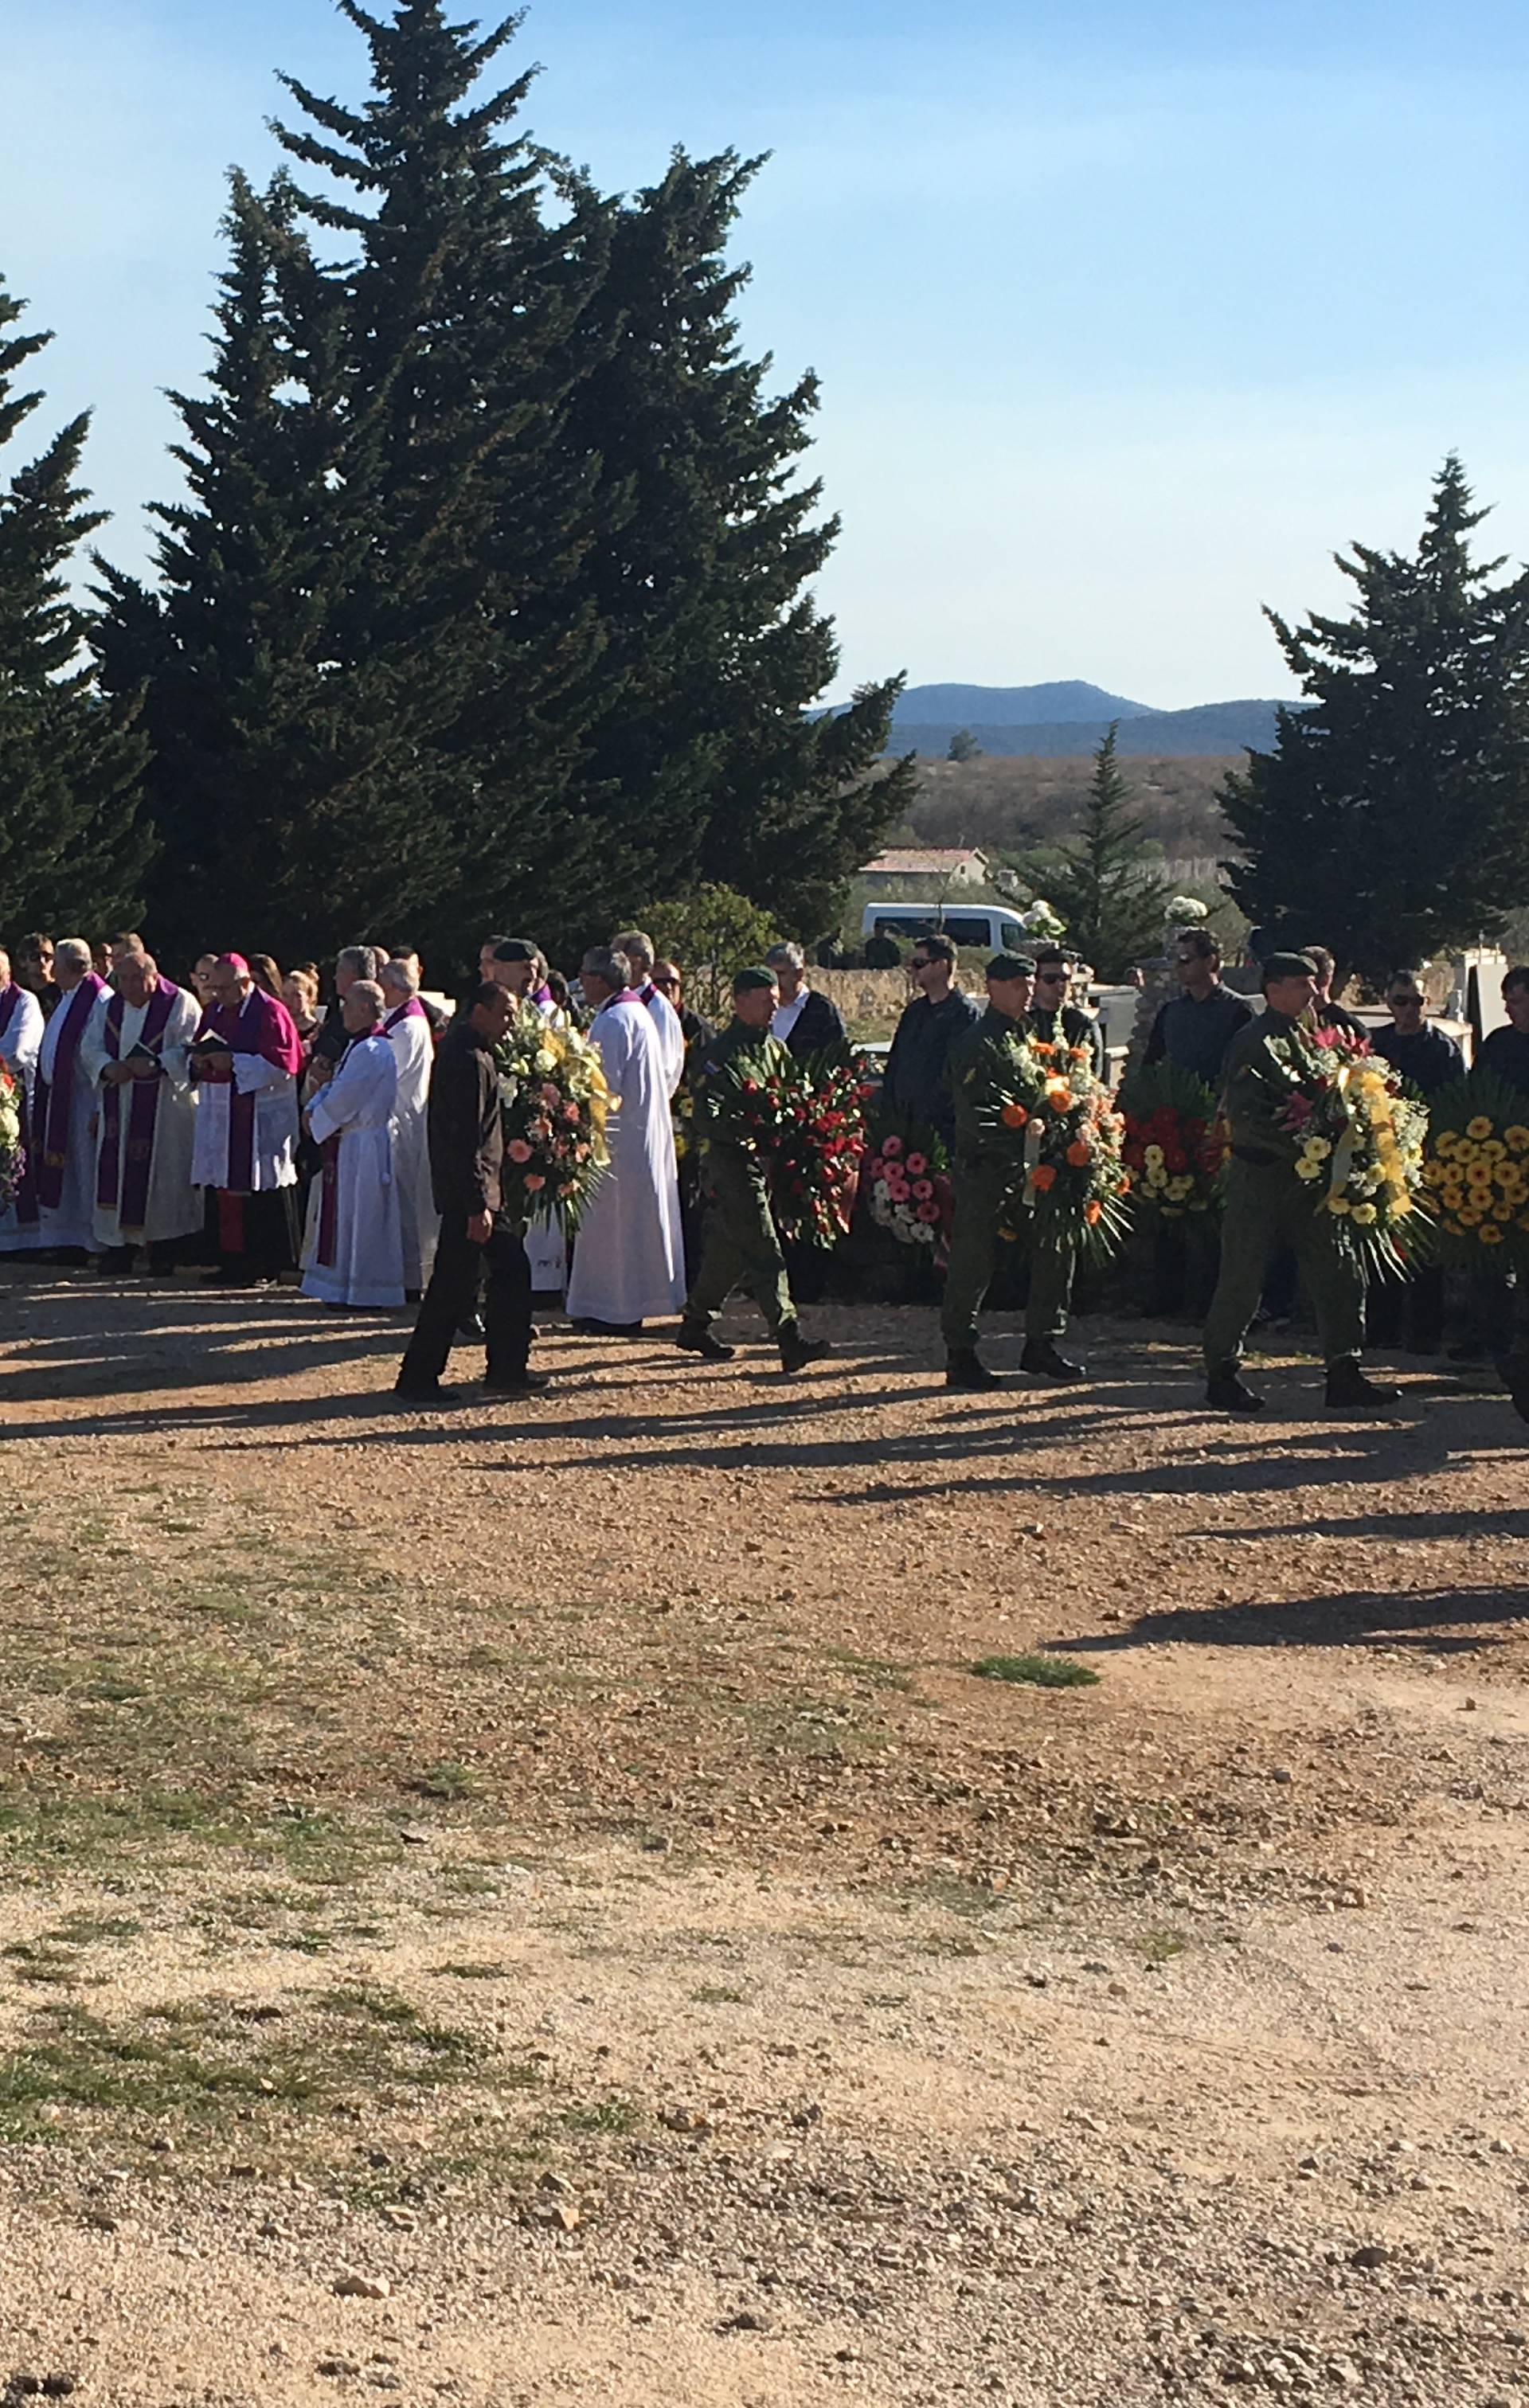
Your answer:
[5,0,1529,708]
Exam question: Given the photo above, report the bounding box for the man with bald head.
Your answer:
[300,979,405,1310]
[81,949,202,1273]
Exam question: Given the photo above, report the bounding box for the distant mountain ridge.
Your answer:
[882,682,1293,760]
[894,680,1157,726]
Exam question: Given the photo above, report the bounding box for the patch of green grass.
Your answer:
[0,1982,484,2144]
[971,1653,1101,1691]
[413,1761,482,1803]
[690,1984,746,2006]
[555,2099,639,2136]
[1141,1928,1188,1966]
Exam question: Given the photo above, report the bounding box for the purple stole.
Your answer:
[383,999,426,1033]
[35,973,106,1210]
[0,983,40,1227]
[206,990,303,1194]
[96,980,178,1236]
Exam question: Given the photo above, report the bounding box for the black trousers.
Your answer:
[399,1210,531,1389]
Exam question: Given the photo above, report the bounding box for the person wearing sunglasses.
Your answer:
[881,932,979,1147]
[1028,948,1105,1081]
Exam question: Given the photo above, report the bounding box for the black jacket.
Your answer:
[882,988,980,1137]
[779,987,848,1060]
[427,1016,503,1218]
[1029,1001,1106,1082]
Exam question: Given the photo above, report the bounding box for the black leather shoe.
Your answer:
[945,1350,1004,1391]
[1324,1362,1402,1412]
[779,1327,832,1375]
[96,1246,134,1276]
[453,1312,486,1344]
[675,1325,736,1362]
[1021,1340,1085,1383]
[393,1381,476,1408]
[482,1370,550,1395]
[1206,1373,1265,1414]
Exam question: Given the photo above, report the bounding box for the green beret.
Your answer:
[733,965,778,995]
[1261,950,1317,983]
[986,951,1038,983]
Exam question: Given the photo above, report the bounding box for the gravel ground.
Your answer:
[1,1265,1527,2406]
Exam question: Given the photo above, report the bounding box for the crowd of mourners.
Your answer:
[2,918,1527,1421]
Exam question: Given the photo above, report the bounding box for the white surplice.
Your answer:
[0,983,46,1253]
[190,996,299,1192]
[301,1033,405,1308]
[80,983,203,1245]
[383,1005,438,1290]
[565,995,684,1325]
[639,983,686,1096]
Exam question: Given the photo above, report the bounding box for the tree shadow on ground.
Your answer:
[1047,1583,1529,1657]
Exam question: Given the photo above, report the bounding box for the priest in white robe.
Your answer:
[0,946,47,1253]
[80,951,203,1270]
[612,926,686,1097]
[301,981,405,1310]
[379,958,438,1298]
[566,947,685,1335]
[191,954,303,1285]
[33,939,107,1261]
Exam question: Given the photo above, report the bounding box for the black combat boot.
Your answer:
[945,1350,1004,1392]
[675,1323,736,1362]
[1324,1358,1402,1413]
[1020,1339,1085,1383]
[778,1324,832,1375]
[1205,1371,1265,1414]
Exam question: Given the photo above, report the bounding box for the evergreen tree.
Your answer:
[565,147,912,948]
[947,727,981,761]
[1221,458,1529,986]
[1046,724,1171,975]
[0,280,149,939]
[96,174,452,966]
[270,0,614,957]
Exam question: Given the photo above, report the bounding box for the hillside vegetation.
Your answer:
[895,753,1238,883]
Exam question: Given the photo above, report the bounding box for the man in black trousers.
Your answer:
[396,981,546,1406]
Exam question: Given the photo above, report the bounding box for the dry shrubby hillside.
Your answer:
[896,753,1238,879]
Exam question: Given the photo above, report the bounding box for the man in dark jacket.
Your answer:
[765,944,848,1060]
[396,981,542,1405]
[1144,930,1253,1081]
[880,933,980,1145]
[1367,974,1463,1356]
[1029,948,1106,1080]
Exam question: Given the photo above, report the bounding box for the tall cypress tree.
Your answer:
[1047,724,1172,976]
[566,147,909,945]
[269,0,615,956]
[0,279,149,938]
[96,174,451,966]
[1221,458,1529,986]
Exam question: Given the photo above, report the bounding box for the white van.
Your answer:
[860,901,1030,955]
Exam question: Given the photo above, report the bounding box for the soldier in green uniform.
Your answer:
[1202,952,1401,1414]
[675,967,832,1374]
[940,952,1086,1392]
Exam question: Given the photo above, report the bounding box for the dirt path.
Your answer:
[2,1268,1527,2406]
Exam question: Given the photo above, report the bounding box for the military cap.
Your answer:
[1261,949,1317,983]
[986,950,1038,983]
[733,964,778,994]
[491,937,538,963]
